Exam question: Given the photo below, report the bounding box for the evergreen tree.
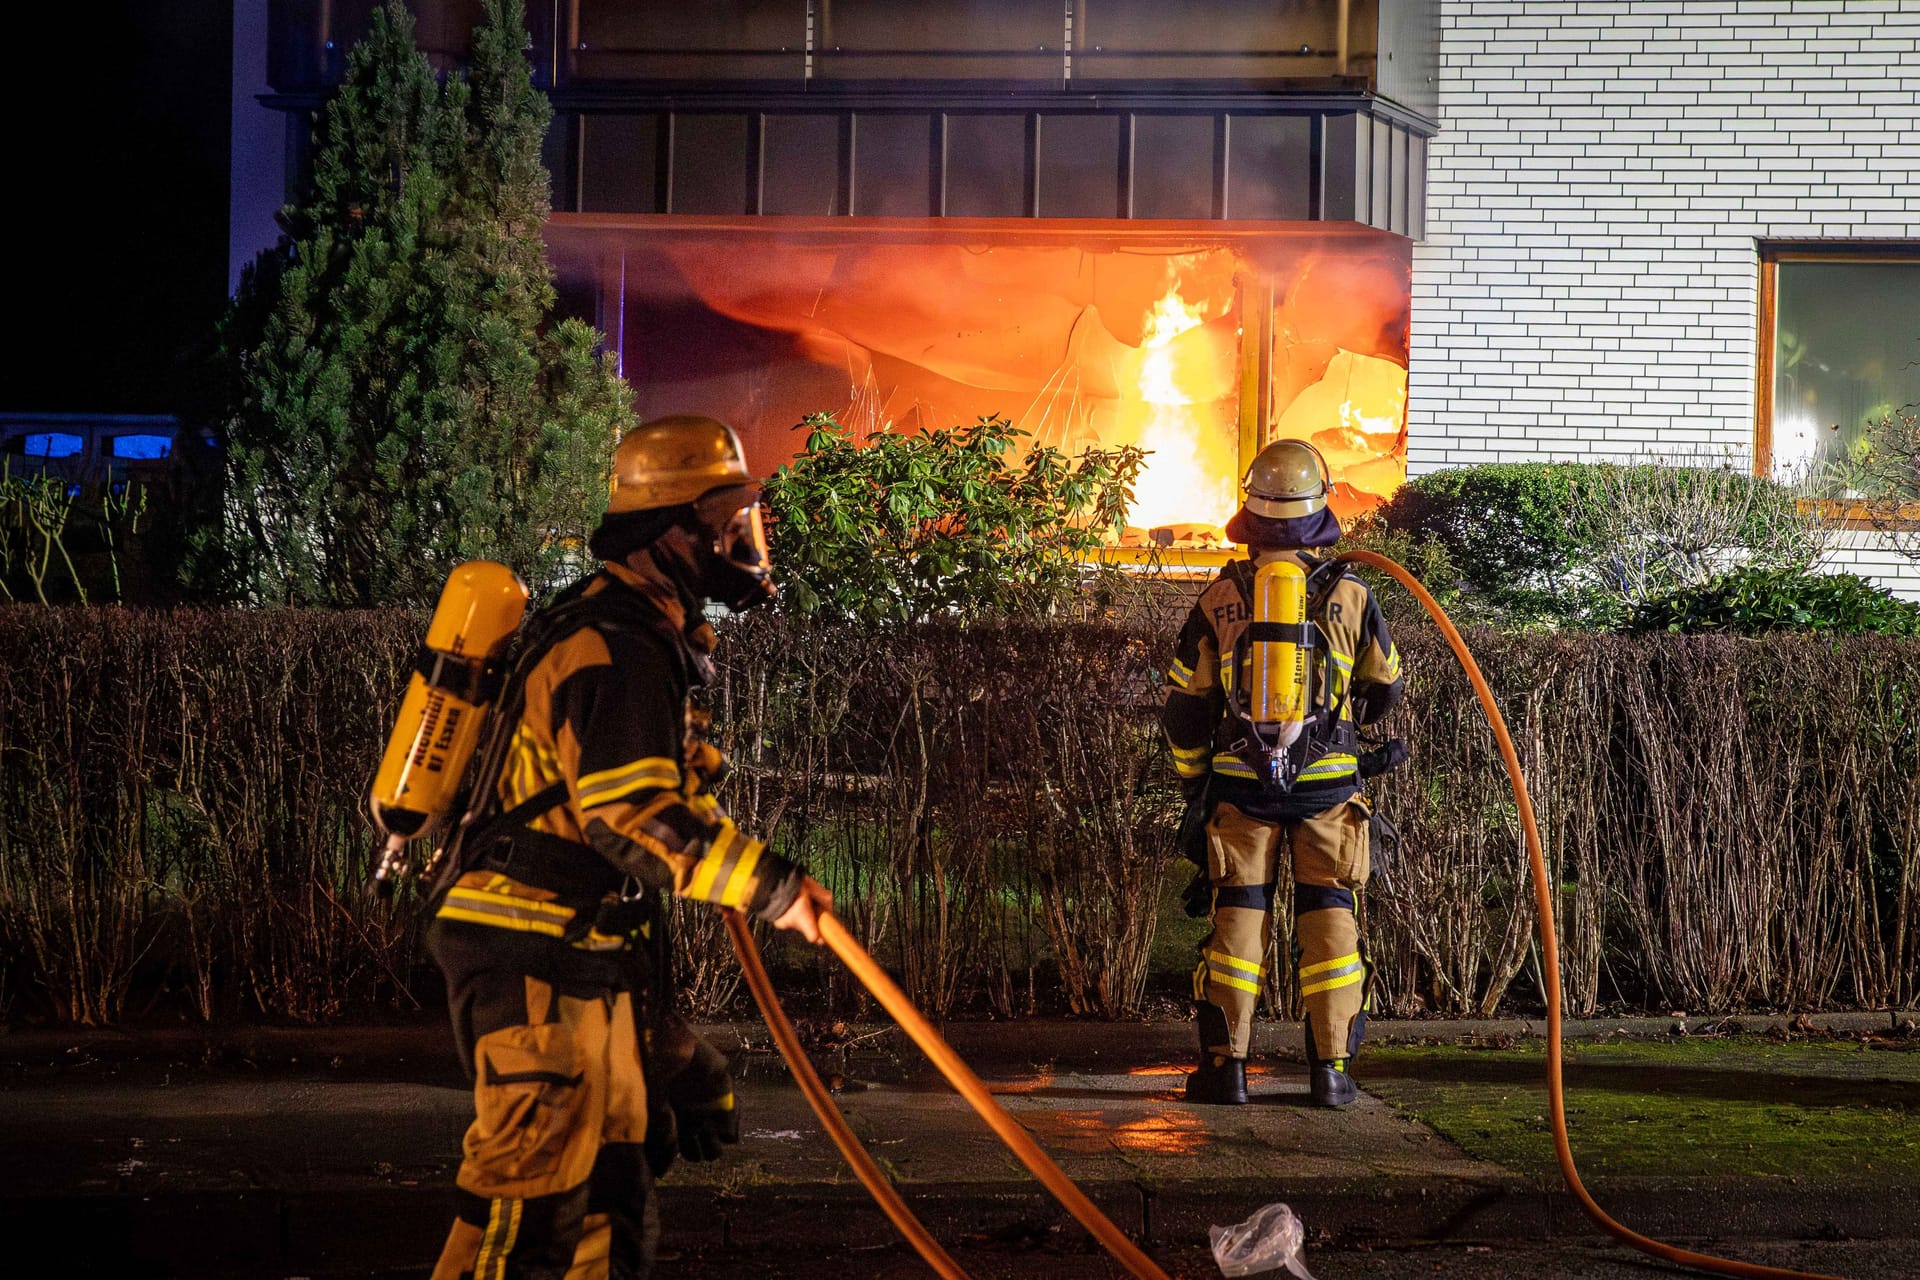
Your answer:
[206,0,626,606]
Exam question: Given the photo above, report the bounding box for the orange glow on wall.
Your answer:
[546,220,1411,537]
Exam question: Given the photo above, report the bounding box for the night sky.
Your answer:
[7,1,235,416]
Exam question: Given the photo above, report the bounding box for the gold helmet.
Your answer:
[608,414,756,514]
[1241,439,1332,520]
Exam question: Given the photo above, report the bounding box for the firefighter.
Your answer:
[425,415,831,1280]
[1164,439,1405,1108]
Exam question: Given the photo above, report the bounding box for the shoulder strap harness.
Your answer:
[1220,553,1359,793]
[422,574,694,903]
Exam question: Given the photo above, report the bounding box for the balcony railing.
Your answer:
[269,0,1435,118]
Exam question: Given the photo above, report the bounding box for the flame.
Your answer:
[1125,283,1240,535]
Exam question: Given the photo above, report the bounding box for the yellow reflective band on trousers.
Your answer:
[1299,951,1365,997]
[438,880,576,938]
[474,1195,522,1280]
[576,755,680,808]
[1203,948,1264,994]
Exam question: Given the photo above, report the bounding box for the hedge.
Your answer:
[1,606,1915,1025]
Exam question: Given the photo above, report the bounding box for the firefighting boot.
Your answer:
[1309,1059,1358,1107]
[1305,1013,1361,1108]
[1185,1052,1248,1105]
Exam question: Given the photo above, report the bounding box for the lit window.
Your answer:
[1761,247,1920,482]
[18,432,85,458]
[110,434,173,460]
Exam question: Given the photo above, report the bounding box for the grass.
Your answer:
[1362,1033,1920,1184]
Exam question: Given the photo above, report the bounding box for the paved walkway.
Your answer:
[0,1016,1910,1277]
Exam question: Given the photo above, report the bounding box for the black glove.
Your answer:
[1182,868,1213,919]
[1176,777,1212,869]
[669,1031,740,1162]
[1357,738,1409,779]
[644,1017,740,1176]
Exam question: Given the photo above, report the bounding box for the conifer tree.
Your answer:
[208,0,627,606]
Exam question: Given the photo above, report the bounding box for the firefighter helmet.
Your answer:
[1241,439,1332,520]
[608,415,757,515]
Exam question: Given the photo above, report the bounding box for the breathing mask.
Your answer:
[689,486,776,612]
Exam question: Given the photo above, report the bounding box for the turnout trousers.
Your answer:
[1193,798,1372,1061]
[428,922,656,1280]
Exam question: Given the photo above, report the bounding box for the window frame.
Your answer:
[1756,240,1920,528]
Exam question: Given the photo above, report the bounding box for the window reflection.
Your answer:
[1772,260,1920,478]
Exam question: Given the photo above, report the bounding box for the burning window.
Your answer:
[556,222,1410,545]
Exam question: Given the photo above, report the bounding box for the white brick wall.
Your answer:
[1408,0,1920,597]
[1820,526,1920,597]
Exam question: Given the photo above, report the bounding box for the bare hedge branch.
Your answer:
[1,607,1914,1024]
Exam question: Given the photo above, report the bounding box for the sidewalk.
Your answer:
[0,1016,1912,1277]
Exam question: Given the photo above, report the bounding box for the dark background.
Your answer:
[7,1,236,415]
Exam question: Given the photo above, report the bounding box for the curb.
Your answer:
[3,1011,1910,1071]
[3,1172,1899,1277]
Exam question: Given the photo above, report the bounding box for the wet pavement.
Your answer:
[0,1017,1913,1277]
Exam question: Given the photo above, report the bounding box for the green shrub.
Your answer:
[1628,565,1920,637]
[1572,458,1832,616]
[202,0,626,607]
[1331,519,1472,626]
[760,412,1142,624]
[1367,463,1595,620]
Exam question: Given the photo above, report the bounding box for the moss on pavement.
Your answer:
[1361,1033,1920,1183]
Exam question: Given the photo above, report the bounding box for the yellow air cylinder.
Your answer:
[369,561,528,863]
[1249,558,1309,749]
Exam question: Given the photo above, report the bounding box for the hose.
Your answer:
[816,911,1173,1280]
[724,907,1172,1280]
[722,546,1838,1280]
[1336,549,1841,1280]
[721,908,967,1280]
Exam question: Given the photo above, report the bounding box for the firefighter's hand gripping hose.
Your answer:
[1336,549,1841,1280]
[724,908,1173,1280]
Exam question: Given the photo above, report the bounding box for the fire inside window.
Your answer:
[589,228,1410,550]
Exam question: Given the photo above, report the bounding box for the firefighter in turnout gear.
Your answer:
[425,415,832,1280]
[1164,439,1405,1108]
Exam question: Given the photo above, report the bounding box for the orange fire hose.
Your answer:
[721,908,967,1280]
[720,547,1838,1280]
[1337,549,1840,1280]
[724,906,1172,1280]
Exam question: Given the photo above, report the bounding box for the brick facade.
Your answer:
[1409,0,1920,596]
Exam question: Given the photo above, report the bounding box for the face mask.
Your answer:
[691,495,776,612]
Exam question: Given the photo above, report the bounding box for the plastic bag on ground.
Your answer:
[1209,1202,1319,1279]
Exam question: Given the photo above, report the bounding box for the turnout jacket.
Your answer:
[434,557,802,948]
[1163,549,1404,822]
